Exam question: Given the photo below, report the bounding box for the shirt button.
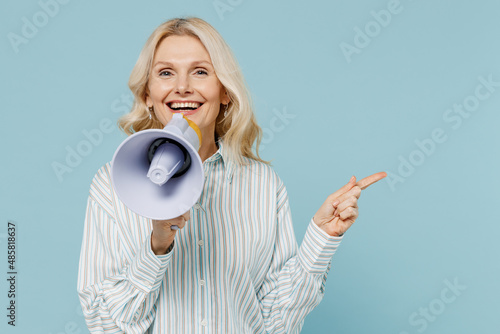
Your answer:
[198,240,204,246]
[201,319,207,326]
[193,203,201,210]
[200,279,205,286]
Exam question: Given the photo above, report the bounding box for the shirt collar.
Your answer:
[203,138,234,183]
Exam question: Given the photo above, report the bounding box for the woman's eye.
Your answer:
[159,70,172,76]
[195,69,208,75]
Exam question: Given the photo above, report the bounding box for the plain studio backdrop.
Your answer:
[1,0,499,333]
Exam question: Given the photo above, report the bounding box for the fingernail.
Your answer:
[332,200,339,207]
[350,176,355,183]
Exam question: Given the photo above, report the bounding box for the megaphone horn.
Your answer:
[111,113,205,223]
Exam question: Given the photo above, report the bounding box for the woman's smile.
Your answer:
[166,100,204,116]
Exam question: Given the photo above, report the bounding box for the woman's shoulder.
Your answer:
[88,162,114,208]
[90,162,112,186]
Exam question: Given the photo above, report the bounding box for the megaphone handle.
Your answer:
[171,225,179,230]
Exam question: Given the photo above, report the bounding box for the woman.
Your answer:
[77,17,386,333]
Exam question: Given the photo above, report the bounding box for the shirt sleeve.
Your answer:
[77,170,173,333]
[256,180,343,334]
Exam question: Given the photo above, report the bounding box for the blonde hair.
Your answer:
[118,17,268,165]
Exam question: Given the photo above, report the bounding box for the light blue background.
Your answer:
[1,0,499,333]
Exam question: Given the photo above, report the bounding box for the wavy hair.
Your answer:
[118,17,268,165]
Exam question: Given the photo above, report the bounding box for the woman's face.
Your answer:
[146,35,229,139]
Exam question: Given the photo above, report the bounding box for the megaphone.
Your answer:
[111,113,204,226]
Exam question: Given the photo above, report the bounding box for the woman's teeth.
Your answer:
[169,102,201,110]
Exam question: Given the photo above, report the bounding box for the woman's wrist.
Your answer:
[151,233,174,255]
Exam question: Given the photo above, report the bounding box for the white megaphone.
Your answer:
[111,113,204,228]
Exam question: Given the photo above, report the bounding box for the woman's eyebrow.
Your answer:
[153,60,213,68]
[191,60,213,67]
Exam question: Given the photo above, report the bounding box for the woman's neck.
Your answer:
[198,136,219,163]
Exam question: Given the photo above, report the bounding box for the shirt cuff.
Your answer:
[298,218,343,275]
[127,233,172,293]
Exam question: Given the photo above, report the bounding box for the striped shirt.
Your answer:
[77,139,343,333]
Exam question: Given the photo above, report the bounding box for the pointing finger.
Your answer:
[356,172,387,190]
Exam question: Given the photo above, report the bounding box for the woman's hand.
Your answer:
[313,172,387,237]
[151,211,190,255]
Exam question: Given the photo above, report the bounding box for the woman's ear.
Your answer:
[221,90,230,105]
[145,95,152,108]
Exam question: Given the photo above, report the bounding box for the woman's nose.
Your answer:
[175,75,192,94]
